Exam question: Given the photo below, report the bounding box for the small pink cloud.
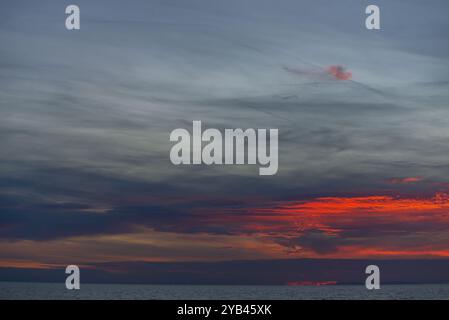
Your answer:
[326,65,352,80]
[283,65,352,81]
[387,177,423,184]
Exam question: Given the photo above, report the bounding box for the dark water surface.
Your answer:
[1,282,449,299]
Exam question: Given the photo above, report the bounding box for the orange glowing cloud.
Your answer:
[3,193,449,267]
[274,193,449,215]
[215,193,449,258]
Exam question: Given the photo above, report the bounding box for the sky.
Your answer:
[1,0,449,283]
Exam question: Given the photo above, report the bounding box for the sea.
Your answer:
[1,282,449,299]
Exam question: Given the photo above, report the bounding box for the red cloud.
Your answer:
[208,193,449,258]
[387,177,423,184]
[326,65,352,80]
[287,281,337,286]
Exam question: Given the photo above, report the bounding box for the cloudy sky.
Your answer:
[1,0,449,282]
